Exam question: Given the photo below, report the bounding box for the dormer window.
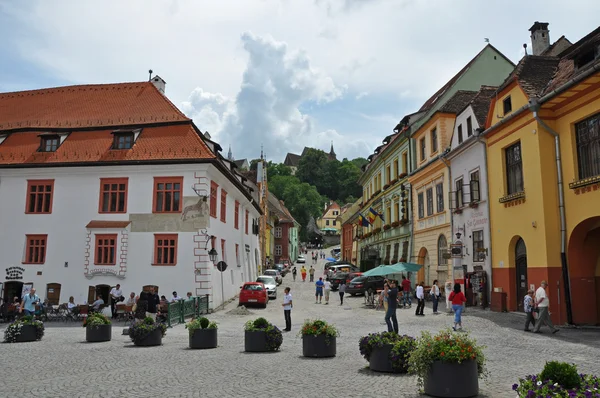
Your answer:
[503,96,512,115]
[40,135,60,152]
[575,47,598,70]
[112,129,141,150]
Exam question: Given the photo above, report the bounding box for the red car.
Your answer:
[239,282,268,308]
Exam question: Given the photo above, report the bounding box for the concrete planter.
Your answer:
[189,328,217,349]
[424,360,479,398]
[86,324,112,343]
[244,330,268,352]
[134,328,163,347]
[15,325,38,343]
[369,344,398,373]
[302,334,336,358]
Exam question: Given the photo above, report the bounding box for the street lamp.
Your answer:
[208,248,218,265]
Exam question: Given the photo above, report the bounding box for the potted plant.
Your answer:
[513,361,600,397]
[469,202,479,209]
[83,312,112,342]
[300,319,338,358]
[128,317,167,347]
[3,316,45,343]
[359,332,415,373]
[391,221,400,228]
[383,224,391,231]
[244,317,282,352]
[373,227,381,234]
[186,317,218,349]
[408,329,487,397]
[399,218,408,226]
[454,208,463,214]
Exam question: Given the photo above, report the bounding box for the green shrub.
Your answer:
[539,361,581,390]
[199,317,210,329]
[253,317,269,328]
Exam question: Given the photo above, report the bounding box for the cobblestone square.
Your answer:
[2,263,599,398]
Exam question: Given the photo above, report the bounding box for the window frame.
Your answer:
[221,239,226,263]
[245,209,249,235]
[220,189,227,223]
[455,178,464,208]
[393,158,399,179]
[235,244,240,266]
[275,245,282,256]
[274,227,282,238]
[472,230,484,262]
[503,96,512,115]
[505,142,524,195]
[430,128,438,154]
[98,178,128,214]
[417,192,424,219]
[234,200,240,229]
[426,187,434,216]
[25,179,55,214]
[24,234,48,264]
[466,116,473,137]
[420,138,426,161]
[40,136,60,152]
[210,181,218,218]
[457,124,464,144]
[94,234,117,266]
[574,112,600,180]
[153,234,178,266]
[470,170,481,203]
[152,177,183,214]
[113,132,134,150]
[436,182,444,212]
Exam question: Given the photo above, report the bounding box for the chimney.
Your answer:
[151,75,166,94]
[529,21,550,56]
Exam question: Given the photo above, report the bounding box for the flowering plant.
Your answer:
[186,317,217,335]
[358,332,415,373]
[128,316,167,343]
[4,316,45,343]
[408,329,487,388]
[299,319,339,344]
[244,317,282,351]
[383,224,391,231]
[82,312,111,328]
[513,362,600,397]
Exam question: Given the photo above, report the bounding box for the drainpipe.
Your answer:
[529,98,573,325]
[439,152,454,285]
[475,130,494,307]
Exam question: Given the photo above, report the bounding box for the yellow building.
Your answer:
[484,24,600,325]
[317,201,341,235]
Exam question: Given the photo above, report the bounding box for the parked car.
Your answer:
[264,269,282,285]
[282,259,291,268]
[239,282,268,307]
[274,264,288,276]
[331,248,341,257]
[327,264,360,279]
[329,272,348,291]
[345,276,385,296]
[297,255,306,264]
[256,276,278,299]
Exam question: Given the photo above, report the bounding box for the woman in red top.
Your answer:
[448,283,466,331]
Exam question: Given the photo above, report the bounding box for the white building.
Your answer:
[445,85,495,305]
[0,78,262,309]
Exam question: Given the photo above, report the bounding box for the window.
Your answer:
[420,138,426,161]
[575,113,600,179]
[417,193,424,219]
[210,181,218,218]
[274,227,282,238]
[113,133,134,149]
[438,235,448,268]
[503,96,512,115]
[24,234,47,264]
[431,128,438,153]
[245,210,249,235]
[234,201,240,229]
[220,190,227,222]
[385,207,391,224]
[505,142,524,194]
[394,201,400,222]
[473,230,484,262]
[221,239,226,262]
[326,220,330,226]
[99,178,128,213]
[402,152,408,174]
[235,244,240,266]
[26,180,54,214]
[333,220,336,226]
[436,182,444,212]
[95,234,117,265]
[458,125,463,144]
[386,165,391,184]
[467,116,473,137]
[470,171,481,202]
[275,245,282,256]
[40,136,59,152]
[153,177,183,213]
[393,159,399,179]
[455,178,464,208]
[154,234,178,265]
[426,188,434,216]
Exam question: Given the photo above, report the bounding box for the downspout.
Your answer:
[406,127,415,274]
[439,152,453,284]
[529,98,573,325]
[475,130,494,307]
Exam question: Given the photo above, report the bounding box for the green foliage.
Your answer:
[513,372,599,397]
[539,361,581,390]
[128,317,167,343]
[299,319,339,339]
[83,312,111,328]
[185,317,217,335]
[408,329,487,389]
[244,317,283,351]
[4,317,45,343]
[247,317,269,330]
[358,332,415,373]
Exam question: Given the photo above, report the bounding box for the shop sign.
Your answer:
[6,266,25,280]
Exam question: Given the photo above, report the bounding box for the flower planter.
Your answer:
[15,325,38,343]
[245,330,269,352]
[424,360,478,398]
[369,344,398,373]
[134,328,163,347]
[86,325,112,343]
[189,328,217,349]
[302,335,336,358]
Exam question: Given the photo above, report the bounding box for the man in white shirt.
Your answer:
[415,282,425,316]
[281,287,293,332]
[533,280,558,334]
[109,284,123,319]
[324,279,332,305]
[170,291,183,302]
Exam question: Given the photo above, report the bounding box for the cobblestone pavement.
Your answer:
[1,258,599,398]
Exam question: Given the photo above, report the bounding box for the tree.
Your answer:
[267,161,292,178]
[296,148,328,189]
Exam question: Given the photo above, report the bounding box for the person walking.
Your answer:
[301,266,307,282]
[401,276,412,308]
[292,267,297,281]
[339,281,346,306]
[309,266,315,282]
[380,282,389,312]
[282,287,292,332]
[19,288,40,317]
[315,277,325,304]
[384,280,399,333]
[533,281,559,334]
[324,278,331,305]
[449,283,467,331]
[415,282,425,316]
[134,291,148,320]
[430,280,440,314]
[524,288,536,332]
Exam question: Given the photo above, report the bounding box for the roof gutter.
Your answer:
[537,61,600,105]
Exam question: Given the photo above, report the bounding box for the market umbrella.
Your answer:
[362,262,422,277]
[326,257,336,262]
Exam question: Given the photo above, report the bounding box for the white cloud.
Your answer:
[356,91,368,100]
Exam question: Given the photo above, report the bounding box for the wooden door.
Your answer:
[88,286,96,304]
[46,283,61,305]
[515,238,527,312]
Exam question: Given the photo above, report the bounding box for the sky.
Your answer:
[1,0,599,163]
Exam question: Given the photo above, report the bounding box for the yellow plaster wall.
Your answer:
[490,84,529,126]
[412,225,451,285]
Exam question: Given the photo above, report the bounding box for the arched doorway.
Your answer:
[438,235,448,283]
[515,238,527,311]
[568,216,600,325]
[46,283,61,305]
[417,247,429,285]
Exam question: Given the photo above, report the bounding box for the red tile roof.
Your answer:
[86,220,131,229]
[0,124,215,165]
[0,82,189,131]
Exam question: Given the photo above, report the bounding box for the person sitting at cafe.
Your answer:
[170,291,183,302]
[125,292,136,306]
[67,296,77,309]
[90,295,104,312]
[186,292,193,300]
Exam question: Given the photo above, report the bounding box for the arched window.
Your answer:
[438,235,448,266]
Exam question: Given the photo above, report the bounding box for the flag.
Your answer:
[358,214,370,227]
[368,207,379,224]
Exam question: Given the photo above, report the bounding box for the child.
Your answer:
[524,289,536,332]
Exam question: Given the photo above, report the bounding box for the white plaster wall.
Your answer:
[0,164,260,308]
[450,107,478,149]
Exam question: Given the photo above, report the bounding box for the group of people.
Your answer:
[523,280,559,334]
[298,265,317,282]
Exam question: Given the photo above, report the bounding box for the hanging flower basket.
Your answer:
[383,225,391,231]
